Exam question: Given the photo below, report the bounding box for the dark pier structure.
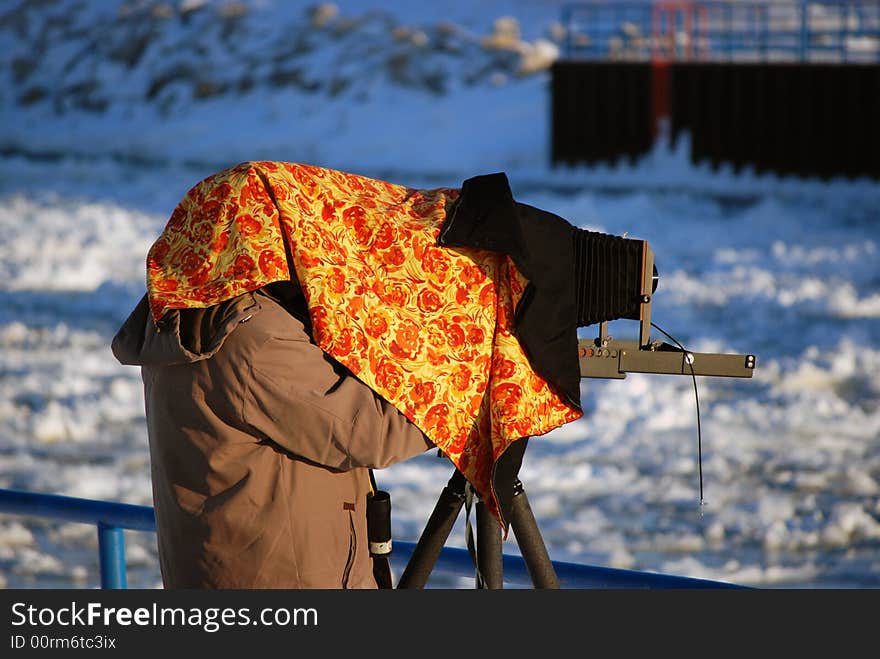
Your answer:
[551,1,880,180]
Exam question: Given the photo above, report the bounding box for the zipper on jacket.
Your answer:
[341,503,356,589]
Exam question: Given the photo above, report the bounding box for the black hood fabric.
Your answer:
[439,172,582,411]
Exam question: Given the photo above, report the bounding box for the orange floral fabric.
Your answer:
[146,161,582,523]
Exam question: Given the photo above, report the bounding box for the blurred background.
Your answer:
[0,0,878,588]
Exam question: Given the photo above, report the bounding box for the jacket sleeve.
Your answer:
[229,297,435,471]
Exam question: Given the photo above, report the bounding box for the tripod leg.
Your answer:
[476,499,503,589]
[506,479,559,589]
[493,438,559,589]
[397,470,467,589]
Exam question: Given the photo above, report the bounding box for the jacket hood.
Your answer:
[112,292,260,367]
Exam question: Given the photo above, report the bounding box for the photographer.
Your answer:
[112,160,583,589]
[112,276,434,589]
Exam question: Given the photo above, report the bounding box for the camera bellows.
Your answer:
[573,228,645,327]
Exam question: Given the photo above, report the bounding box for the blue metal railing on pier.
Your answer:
[0,487,748,589]
[561,1,880,63]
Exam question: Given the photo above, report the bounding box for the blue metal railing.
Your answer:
[561,1,880,62]
[0,488,155,589]
[0,487,748,589]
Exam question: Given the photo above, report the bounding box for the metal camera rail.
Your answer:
[579,337,756,379]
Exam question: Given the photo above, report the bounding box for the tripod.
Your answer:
[397,438,559,589]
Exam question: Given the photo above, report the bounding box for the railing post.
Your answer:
[97,523,127,589]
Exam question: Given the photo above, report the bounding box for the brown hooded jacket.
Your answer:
[112,282,434,588]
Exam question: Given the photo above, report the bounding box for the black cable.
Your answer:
[650,322,706,512]
[463,481,489,589]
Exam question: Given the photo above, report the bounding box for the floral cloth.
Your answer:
[146,161,582,524]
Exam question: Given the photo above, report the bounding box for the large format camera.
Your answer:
[574,229,755,379]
